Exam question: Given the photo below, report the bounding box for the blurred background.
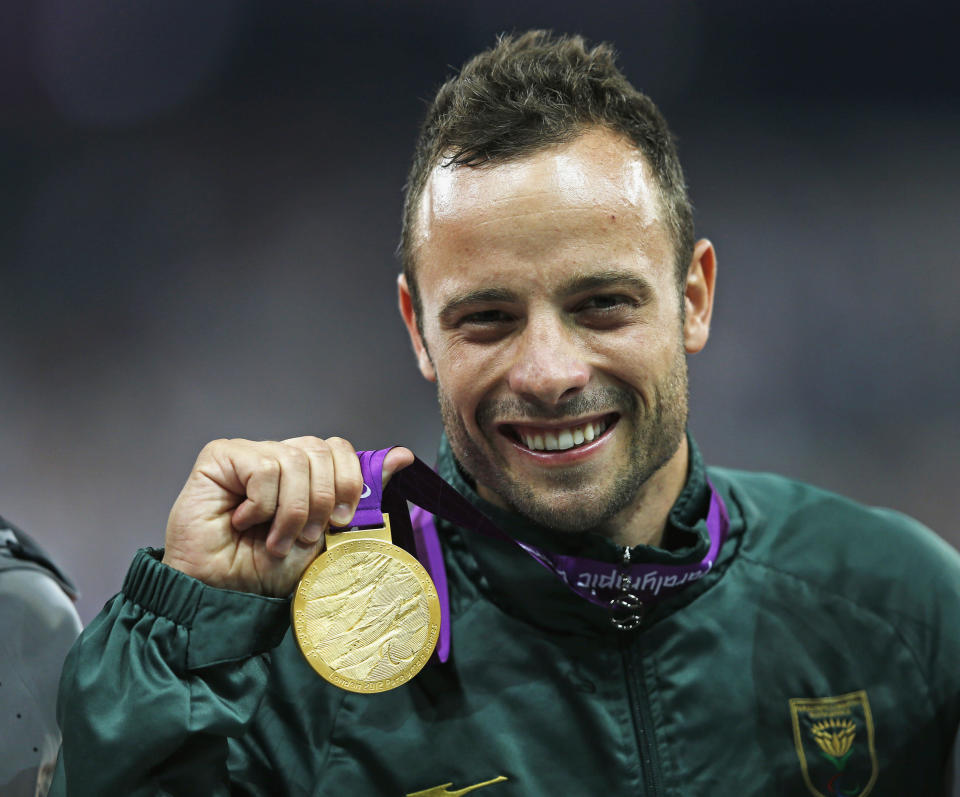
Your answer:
[1,0,957,623]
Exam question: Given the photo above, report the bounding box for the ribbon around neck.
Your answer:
[347,448,730,663]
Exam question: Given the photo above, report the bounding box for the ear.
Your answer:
[398,273,437,382]
[683,239,717,354]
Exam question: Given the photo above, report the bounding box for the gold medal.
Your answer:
[292,514,441,693]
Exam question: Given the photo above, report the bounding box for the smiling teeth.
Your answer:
[520,419,609,452]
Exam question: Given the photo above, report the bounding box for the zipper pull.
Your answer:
[610,545,643,631]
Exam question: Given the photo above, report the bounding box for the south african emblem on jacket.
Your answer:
[789,690,878,797]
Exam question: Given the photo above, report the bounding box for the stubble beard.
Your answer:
[438,349,689,536]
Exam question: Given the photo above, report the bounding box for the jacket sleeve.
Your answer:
[50,549,290,797]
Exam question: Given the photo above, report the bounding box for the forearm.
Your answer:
[51,549,289,796]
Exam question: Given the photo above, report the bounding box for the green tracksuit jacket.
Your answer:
[52,439,960,796]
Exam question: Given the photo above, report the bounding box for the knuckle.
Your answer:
[241,498,272,521]
[325,436,356,456]
[338,470,364,502]
[199,438,229,458]
[311,486,336,515]
[284,501,310,525]
[257,456,281,477]
[283,446,309,467]
[304,437,330,454]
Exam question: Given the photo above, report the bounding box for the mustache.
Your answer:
[476,386,636,428]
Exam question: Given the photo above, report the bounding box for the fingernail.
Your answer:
[329,503,354,527]
[300,523,323,544]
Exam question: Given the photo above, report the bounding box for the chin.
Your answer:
[498,478,633,534]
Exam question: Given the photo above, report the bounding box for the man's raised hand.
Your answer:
[162,437,414,597]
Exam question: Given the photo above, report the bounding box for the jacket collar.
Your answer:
[434,432,738,635]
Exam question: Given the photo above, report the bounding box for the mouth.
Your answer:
[499,413,619,454]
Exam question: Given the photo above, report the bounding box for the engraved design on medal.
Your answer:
[302,550,430,682]
[293,533,441,693]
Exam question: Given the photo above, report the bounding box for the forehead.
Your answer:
[412,127,671,293]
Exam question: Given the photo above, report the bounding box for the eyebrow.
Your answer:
[557,269,655,299]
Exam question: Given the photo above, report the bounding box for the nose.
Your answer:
[507,313,591,406]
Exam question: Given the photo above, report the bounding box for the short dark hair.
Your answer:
[400,30,694,323]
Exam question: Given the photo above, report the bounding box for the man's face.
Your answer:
[402,127,709,537]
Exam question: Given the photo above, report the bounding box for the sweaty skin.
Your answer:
[162,127,715,595]
[401,126,715,548]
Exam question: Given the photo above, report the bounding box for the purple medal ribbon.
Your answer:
[350,449,729,662]
[350,448,392,528]
[514,486,729,609]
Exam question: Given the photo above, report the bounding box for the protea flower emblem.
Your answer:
[790,690,877,796]
[811,718,857,770]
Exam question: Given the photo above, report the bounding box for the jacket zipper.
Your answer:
[621,638,664,796]
[619,545,664,795]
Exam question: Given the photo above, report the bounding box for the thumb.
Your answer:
[382,446,415,487]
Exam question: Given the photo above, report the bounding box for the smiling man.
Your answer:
[53,32,960,797]
[400,124,710,547]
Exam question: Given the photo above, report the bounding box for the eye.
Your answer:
[576,294,637,313]
[459,309,514,326]
[453,308,517,342]
[582,294,628,309]
[574,294,640,328]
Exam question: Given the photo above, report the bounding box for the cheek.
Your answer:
[434,343,512,428]
[440,337,512,385]
[587,326,680,383]
[433,347,483,409]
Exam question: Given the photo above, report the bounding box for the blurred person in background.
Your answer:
[0,516,81,797]
[51,31,960,796]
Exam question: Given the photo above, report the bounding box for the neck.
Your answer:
[604,435,690,549]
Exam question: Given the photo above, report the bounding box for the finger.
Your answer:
[382,447,415,487]
[231,446,281,532]
[282,437,338,538]
[325,437,363,527]
[295,521,327,550]
[264,444,312,557]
